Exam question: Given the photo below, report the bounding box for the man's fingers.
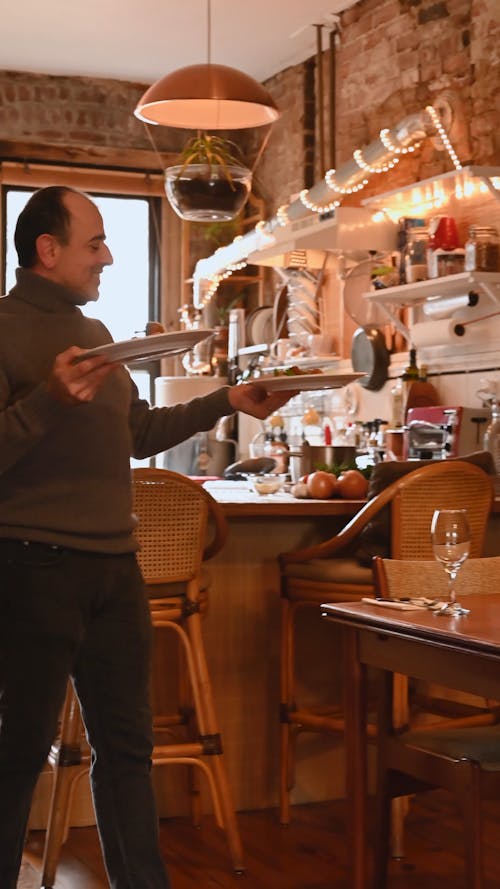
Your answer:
[48,348,119,405]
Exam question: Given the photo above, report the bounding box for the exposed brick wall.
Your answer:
[258,0,499,211]
[0,70,195,159]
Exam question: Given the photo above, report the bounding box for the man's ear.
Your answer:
[35,233,60,269]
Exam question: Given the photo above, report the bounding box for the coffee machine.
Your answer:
[404,406,489,460]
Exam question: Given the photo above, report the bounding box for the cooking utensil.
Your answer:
[351,326,390,391]
[342,257,390,328]
[223,456,277,480]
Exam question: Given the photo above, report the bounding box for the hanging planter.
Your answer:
[164,133,252,222]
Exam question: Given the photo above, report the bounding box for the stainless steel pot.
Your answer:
[291,443,357,480]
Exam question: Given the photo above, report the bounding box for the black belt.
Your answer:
[0,539,64,553]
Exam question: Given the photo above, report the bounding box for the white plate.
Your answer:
[246,306,274,346]
[260,356,339,372]
[74,330,214,364]
[254,372,366,391]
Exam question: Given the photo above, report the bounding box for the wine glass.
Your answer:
[431,509,471,615]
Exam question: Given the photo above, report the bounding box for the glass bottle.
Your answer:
[402,348,419,383]
[404,228,428,283]
[266,430,289,474]
[390,378,404,428]
[401,348,419,414]
[483,398,500,476]
[464,225,500,272]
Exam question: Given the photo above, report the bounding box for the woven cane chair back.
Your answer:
[132,468,227,587]
[374,555,500,602]
[391,461,493,560]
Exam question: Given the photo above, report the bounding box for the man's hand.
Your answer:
[46,346,119,405]
[227,381,299,420]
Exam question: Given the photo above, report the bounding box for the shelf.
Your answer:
[239,343,269,355]
[361,166,500,216]
[363,271,500,307]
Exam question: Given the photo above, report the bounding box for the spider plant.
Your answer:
[178,132,247,190]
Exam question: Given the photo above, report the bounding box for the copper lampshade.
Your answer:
[134,62,280,130]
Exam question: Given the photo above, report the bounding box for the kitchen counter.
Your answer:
[202,479,363,517]
[203,479,500,516]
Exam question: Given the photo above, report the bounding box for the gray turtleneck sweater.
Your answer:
[0,269,233,552]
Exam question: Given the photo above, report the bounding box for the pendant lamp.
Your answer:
[134,0,279,130]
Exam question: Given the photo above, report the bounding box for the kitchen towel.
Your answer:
[411,319,466,348]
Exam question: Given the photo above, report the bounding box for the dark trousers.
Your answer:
[0,540,171,889]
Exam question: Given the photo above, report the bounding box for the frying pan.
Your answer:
[351,326,390,391]
[343,258,391,391]
[223,456,277,480]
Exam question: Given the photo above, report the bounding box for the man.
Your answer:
[0,186,295,889]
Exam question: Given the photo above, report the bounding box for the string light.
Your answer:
[298,188,340,214]
[379,128,421,155]
[353,148,400,173]
[425,105,462,170]
[276,204,290,227]
[324,168,369,195]
[205,260,248,301]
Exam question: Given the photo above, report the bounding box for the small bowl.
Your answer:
[249,474,284,496]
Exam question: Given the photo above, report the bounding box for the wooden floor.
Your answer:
[22,791,500,889]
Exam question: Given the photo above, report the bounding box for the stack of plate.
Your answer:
[286,270,320,338]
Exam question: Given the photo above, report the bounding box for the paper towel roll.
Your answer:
[410,320,466,348]
[422,292,479,319]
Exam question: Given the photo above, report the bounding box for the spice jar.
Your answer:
[464,225,500,272]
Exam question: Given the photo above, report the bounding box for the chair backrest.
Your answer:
[373,555,500,601]
[389,461,493,560]
[132,468,227,587]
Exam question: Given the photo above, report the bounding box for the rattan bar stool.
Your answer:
[132,468,243,873]
[278,458,494,839]
[33,682,91,887]
[36,467,243,886]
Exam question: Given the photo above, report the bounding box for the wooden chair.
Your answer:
[278,459,494,827]
[37,468,243,887]
[372,556,500,889]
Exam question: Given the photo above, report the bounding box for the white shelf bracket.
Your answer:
[371,297,411,344]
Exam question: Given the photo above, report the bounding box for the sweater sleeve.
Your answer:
[128,378,235,460]
[0,372,72,475]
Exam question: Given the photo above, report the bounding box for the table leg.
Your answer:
[342,626,368,889]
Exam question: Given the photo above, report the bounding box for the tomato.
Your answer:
[299,474,309,484]
[335,469,369,500]
[306,470,337,499]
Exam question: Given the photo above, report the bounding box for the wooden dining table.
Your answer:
[321,594,500,889]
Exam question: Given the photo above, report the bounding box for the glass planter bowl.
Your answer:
[164,163,252,222]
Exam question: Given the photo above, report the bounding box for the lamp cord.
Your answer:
[207,0,211,65]
[142,121,167,171]
[141,122,165,255]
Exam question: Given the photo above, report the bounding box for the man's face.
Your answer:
[50,192,113,303]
